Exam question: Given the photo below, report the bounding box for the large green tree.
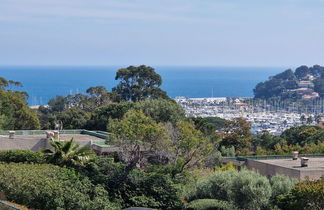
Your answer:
[108,109,170,169]
[113,65,169,102]
[0,77,40,130]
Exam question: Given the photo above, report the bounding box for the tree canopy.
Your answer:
[113,65,169,102]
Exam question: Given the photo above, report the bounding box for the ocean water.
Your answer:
[0,66,284,105]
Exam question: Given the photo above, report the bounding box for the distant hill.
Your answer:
[253,65,324,100]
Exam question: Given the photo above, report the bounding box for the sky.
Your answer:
[0,0,324,67]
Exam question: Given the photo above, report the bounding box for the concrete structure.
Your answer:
[0,130,110,153]
[223,155,324,180]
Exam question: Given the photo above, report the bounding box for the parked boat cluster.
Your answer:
[175,97,321,135]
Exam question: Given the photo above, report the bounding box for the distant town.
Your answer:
[176,96,323,135]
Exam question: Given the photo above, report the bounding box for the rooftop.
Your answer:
[0,130,109,151]
[257,157,324,171]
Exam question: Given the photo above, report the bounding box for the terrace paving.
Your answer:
[257,157,324,171]
[0,134,104,151]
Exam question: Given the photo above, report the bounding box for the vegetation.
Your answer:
[2,65,324,209]
[275,177,324,210]
[42,138,95,167]
[0,77,40,130]
[254,65,324,99]
[113,65,169,102]
[0,150,45,164]
[0,163,120,210]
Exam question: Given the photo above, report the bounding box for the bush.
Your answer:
[275,177,324,210]
[270,174,296,199]
[0,150,46,163]
[230,170,272,209]
[186,199,239,210]
[0,163,120,210]
[187,169,272,210]
[80,157,184,209]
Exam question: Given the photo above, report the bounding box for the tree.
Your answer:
[187,169,272,210]
[86,102,136,130]
[85,86,115,109]
[295,65,309,80]
[48,95,68,112]
[138,99,185,124]
[57,107,90,129]
[43,138,94,167]
[220,118,252,154]
[108,109,170,169]
[0,89,40,130]
[113,65,169,102]
[254,69,298,99]
[275,177,324,210]
[167,121,213,176]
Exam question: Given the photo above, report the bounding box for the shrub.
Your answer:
[230,170,272,209]
[80,157,184,209]
[270,174,296,199]
[0,163,120,210]
[0,150,46,163]
[188,169,272,210]
[275,177,324,210]
[186,199,239,210]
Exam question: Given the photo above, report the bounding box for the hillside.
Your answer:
[254,65,324,99]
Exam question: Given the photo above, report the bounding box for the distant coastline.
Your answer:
[0,66,283,105]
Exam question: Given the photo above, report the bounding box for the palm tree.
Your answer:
[43,138,94,167]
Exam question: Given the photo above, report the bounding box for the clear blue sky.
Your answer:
[1,0,324,66]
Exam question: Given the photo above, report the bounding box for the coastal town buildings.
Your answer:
[176,97,322,135]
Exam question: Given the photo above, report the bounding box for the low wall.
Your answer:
[245,159,301,179]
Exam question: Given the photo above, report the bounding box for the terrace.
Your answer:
[223,154,324,180]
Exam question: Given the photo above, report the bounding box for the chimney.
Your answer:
[8,131,15,139]
[292,151,299,160]
[301,157,309,167]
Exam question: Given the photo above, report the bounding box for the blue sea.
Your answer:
[0,66,285,105]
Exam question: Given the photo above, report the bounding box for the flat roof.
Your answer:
[257,157,324,171]
[0,134,104,142]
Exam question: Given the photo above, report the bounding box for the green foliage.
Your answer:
[0,88,40,130]
[43,138,95,167]
[186,199,239,210]
[220,118,252,154]
[190,117,218,136]
[113,65,169,102]
[280,125,322,146]
[254,69,298,99]
[204,117,228,130]
[48,95,67,112]
[86,102,135,130]
[169,121,213,176]
[270,174,296,199]
[0,150,46,163]
[0,163,120,210]
[108,109,170,167]
[57,107,90,129]
[80,157,184,209]
[188,169,272,210]
[253,132,285,151]
[275,177,324,210]
[139,99,185,124]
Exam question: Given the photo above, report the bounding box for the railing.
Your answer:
[225,154,324,162]
[0,129,111,140]
[0,201,20,210]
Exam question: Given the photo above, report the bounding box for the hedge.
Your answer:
[0,163,120,210]
[186,199,239,210]
[0,150,46,163]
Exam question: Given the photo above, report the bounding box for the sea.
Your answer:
[0,66,285,105]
